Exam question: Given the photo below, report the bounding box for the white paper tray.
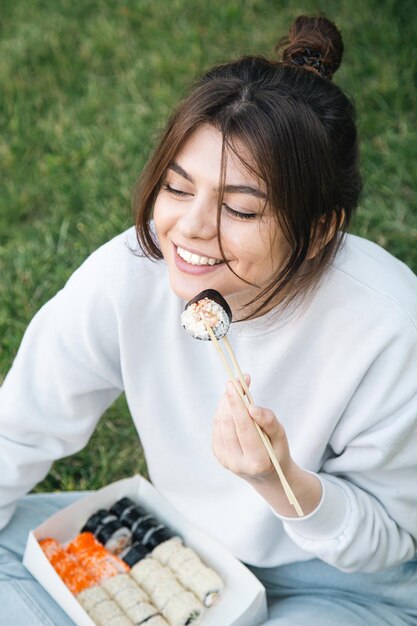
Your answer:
[23,475,267,626]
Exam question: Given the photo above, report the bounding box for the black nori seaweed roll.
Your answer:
[81,509,117,534]
[109,497,137,518]
[95,519,132,554]
[143,525,177,550]
[132,515,159,541]
[185,289,232,322]
[119,541,150,567]
[120,504,150,528]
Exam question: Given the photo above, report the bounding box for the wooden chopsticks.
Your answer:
[204,323,304,517]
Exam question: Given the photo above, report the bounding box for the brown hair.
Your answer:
[134,15,362,319]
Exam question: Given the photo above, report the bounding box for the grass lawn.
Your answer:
[0,0,416,492]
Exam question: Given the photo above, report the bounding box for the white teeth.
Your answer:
[177,246,222,266]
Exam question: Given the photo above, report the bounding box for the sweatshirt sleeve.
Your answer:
[0,239,125,530]
[276,311,417,572]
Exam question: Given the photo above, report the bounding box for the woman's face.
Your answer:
[153,124,290,318]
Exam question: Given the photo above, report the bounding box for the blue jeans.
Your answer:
[0,493,82,626]
[1,493,417,626]
[250,558,417,625]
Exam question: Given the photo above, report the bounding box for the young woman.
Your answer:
[1,14,416,626]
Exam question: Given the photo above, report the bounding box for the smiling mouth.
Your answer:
[176,246,223,266]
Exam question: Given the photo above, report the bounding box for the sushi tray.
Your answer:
[23,475,267,626]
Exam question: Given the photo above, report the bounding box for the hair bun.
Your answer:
[277,15,344,80]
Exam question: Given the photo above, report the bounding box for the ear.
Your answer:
[307,209,345,260]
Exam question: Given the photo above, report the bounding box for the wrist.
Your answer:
[246,460,323,518]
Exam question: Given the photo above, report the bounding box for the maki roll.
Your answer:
[77,585,111,612]
[177,565,224,608]
[131,515,159,540]
[130,558,172,594]
[110,585,149,612]
[164,543,224,607]
[143,526,178,551]
[102,573,149,611]
[39,537,97,594]
[109,497,137,518]
[181,289,232,341]
[162,591,204,626]
[89,598,125,625]
[125,601,158,624]
[102,572,145,597]
[152,538,183,565]
[67,532,129,582]
[150,577,184,610]
[82,509,117,534]
[132,558,204,625]
[82,509,132,555]
[96,519,132,555]
[39,537,62,560]
[119,541,150,567]
[166,547,200,573]
[119,505,151,529]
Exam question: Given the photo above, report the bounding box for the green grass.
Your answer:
[0,0,416,492]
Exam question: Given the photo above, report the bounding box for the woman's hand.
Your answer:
[212,375,292,481]
[212,375,322,517]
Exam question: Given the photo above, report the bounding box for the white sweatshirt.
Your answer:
[0,227,416,572]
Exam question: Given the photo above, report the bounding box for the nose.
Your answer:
[176,195,218,240]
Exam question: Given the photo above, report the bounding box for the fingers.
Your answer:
[212,391,243,467]
[226,382,269,460]
[247,403,289,457]
[213,374,289,479]
[247,404,279,437]
[226,374,249,402]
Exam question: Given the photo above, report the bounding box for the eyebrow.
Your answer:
[167,162,268,200]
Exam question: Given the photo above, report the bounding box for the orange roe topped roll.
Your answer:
[67,532,129,582]
[39,537,98,594]
[39,537,62,560]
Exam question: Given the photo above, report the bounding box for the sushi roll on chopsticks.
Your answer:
[181,289,232,341]
[181,289,305,517]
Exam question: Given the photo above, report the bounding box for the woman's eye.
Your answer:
[224,204,257,220]
[161,183,189,197]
